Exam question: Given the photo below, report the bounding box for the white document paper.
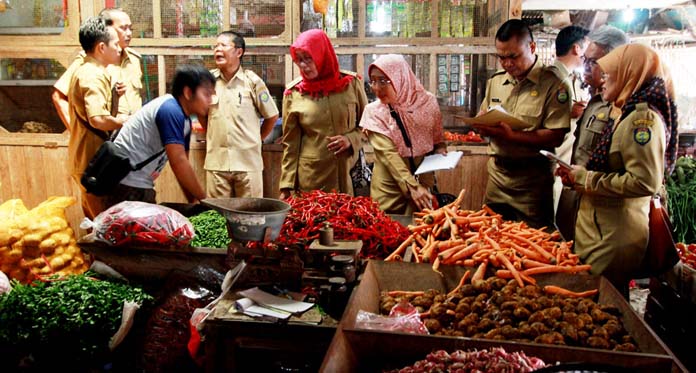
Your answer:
[456,105,529,130]
[234,297,292,319]
[414,151,464,175]
[238,287,314,314]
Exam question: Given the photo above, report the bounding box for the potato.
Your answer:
[21,245,40,258]
[49,255,67,270]
[39,238,58,254]
[51,233,71,247]
[23,233,42,247]
[4,249,22,264]
[19,257,45,269]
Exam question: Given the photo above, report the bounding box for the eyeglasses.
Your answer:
[294,56,314,66]
[212,43,239,50]
[582,55,599,67]
[368,78,392,87]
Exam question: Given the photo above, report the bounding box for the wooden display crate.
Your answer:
[322,260,679,372]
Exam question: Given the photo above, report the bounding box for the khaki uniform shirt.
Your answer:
[204,67,279,172]
[280,72,367,194]
[573,103,665,285]
[67,56,113,180]
[572,94,615,167]
[55,48,143,116]
[479,57,572,226]
[553,60,590,163]
[368,132,434,215]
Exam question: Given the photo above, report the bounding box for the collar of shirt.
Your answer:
[212,66,246,86]
[503,55,543,86]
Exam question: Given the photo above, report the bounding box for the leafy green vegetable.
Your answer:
[189,210,231,248]
[0,273,152,362]
[667,156,696,243]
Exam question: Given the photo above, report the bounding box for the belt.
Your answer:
[493,155,550,169]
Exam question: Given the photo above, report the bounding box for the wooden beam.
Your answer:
[158,55,166,96]
[429,53,437,94]
[153,0,162,39]
[358,0,366,40]
[509,0,522,19]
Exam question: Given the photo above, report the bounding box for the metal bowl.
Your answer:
[201,198,291,242]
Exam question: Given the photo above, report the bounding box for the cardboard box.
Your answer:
[325,261,676,372]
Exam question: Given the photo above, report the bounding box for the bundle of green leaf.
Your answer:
[667,156,696,243]
[0,273,152,365]
[189,210,231,248]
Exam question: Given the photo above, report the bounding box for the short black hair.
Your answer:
[79,16,112,53]
[171,65,215,99]
[99,7,126,26]
[495,19,534,43]
[218,30,246,57]
[555,25,589,57]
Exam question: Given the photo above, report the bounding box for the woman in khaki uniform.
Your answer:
[360,54,446,214]
[557,44,679,296]
[279,30,367,198]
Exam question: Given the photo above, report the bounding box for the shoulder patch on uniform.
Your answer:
[556,88,569,104]
[259,91,270,103]
[633,118,655,127]
[286,76,303,90]
[634,127,651,145]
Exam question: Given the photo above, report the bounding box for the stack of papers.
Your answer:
[415,151,464,175]
[456,105,529,130]
[233,287,314,320]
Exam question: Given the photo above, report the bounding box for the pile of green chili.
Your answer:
[667,156,696,243]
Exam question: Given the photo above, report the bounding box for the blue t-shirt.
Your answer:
[114,94,191,189]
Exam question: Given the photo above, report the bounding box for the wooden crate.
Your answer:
[322,260,679,373]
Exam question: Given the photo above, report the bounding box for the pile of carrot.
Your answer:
[385,189,591,288]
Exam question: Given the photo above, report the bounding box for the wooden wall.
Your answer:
[0,136,489,238]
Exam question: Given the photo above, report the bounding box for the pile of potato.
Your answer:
[0,197,88,283]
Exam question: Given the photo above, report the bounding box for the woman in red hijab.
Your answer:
[279,29,368,199]
[360,54,446,214]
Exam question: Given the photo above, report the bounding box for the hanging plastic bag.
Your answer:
[82,201,194,248]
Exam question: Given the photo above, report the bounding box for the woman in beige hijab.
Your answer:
[360,54,446,214]
[557,43,678,296]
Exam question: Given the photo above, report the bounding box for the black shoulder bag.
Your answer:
[388,105,456,207]
[81,130,165,196]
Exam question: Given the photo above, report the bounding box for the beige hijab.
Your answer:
[597,43,674,110]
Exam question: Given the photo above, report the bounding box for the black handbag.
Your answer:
[636,196,680,278]
[81,135,164,196]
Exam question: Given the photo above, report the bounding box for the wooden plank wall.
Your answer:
[0,138,488,237]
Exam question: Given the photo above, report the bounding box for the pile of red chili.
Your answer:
[265,190,410,259]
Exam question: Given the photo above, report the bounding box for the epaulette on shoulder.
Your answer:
[543,64,567,82]
[125,48,141,59]
[286,76,303,90]
[340,69,359,78]
[491,69,506,78]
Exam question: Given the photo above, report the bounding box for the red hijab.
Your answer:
[286,29,354,97]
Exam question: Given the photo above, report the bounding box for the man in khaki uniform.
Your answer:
[555,26,629,240]
[68,17,127,219]
[551,25,590,214]
[475,19,572,228]
[203,31,279,198]
[53,8,142,129]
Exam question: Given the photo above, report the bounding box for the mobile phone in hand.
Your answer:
[539,150,572,170]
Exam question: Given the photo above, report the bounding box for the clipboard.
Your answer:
[456,106,529,131]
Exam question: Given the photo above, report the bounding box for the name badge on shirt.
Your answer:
[491,98,501,103]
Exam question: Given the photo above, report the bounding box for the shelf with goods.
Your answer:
[0,0,80,46]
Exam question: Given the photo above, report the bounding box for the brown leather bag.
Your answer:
[637,196,680,277]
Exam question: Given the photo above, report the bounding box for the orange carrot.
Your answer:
[520,272,537,285]
[495,269,513,279]
[521,258,554,269]
[385,236,414,261]
[437,239,465,250]
[449,189,467,209]
[387,290,425,297]
[471,261,487,282]
[543,285,598,298]
[501,232,556,263]
[423,209,446,225]
[448,269,471,296]
[409,224,433,233]
[463,259,475,267]
[445,242,481,263]
[497,252,524,287]
[432,257,443,277]
[506,241,548,263]
[438,244,469,262]
[412,243,421,263]
[522,264,591,276]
